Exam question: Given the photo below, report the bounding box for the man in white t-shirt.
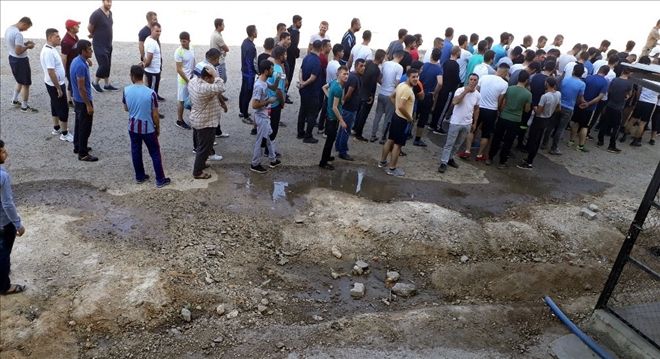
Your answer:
[473,50,495,78]
[174,31,195,129]
[40,28,72,142]
[439,73,481,172]
[464,63,509,161]
[370,51,404,142]
[308,21,330,53]
[347,30,373,71]
[457,35,472,85]
[141,22,165,109]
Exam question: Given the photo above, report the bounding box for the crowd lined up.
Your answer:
[3,0,660,181]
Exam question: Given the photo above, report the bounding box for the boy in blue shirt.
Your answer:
[319,66,349,170]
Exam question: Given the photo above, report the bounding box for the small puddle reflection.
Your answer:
[272,181,289,202]
[356,168,365,194]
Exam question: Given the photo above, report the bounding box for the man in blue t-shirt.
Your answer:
[261,46,288,157]
[542,63,585,155]
[319,66,349,169]
[491,32,510,67]
[416,48,443,146]
[335,59,364,161]
[297,40,323,143]
[70,40,97,162]
[570,65,609,151]
[122,65,170,188]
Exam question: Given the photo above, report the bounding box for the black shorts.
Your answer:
[388,114,409,146]
[8,56,31,85]
[46,83,69,121]
[571,107,592,129]
[652,108,660,132]
[476,108,497,138]
[632,101,655,123]
[93,45,112,78]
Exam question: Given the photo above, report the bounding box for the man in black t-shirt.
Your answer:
[88,0,117,92]
[400,35,416,73]
[430,46,461,133]
[138,11,157,61]
[340,18,361,66]
[353,49,385,141]
[335,59,364,160]
[285,15,302,103]
[598,67,633,152]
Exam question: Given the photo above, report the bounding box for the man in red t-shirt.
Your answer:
[61,19,80,106]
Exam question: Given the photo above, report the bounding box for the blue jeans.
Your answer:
[129,131,166,184]
[336,110,356,155]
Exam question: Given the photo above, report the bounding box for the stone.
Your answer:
[313,315,323,321]
[588,204,600,213]
[278,257,289,266]
[257,305,268,313]
[276,342,285,349]
[227,309,239,319]
[580,208,597,220]
[216,304,226,316]
[205,275,214,284]
[392,283,417,297]
[355,260,369,270]
[352,266,363,276]
[181,308,192,322]
[386,271,400,283]
[294,217,305,224]
[213,336,224,343]
[68,320,76,326]
[331,271,340,279]
[350,282,365,299]
[460,255,469,263]
[331,245,342,259]
[260,298,269,305]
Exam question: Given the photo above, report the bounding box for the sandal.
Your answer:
[194,172,212,179]
[1,284,25,295]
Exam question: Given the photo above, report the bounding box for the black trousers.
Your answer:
[0,223,17,293]
[144,71,161,96]
[525,116,550,164]
[320,119,339,165]
[239,75,255,117]
[73,101,94,157]
[193,127,216,176]
[298,95,320,138]
[598,107,623,148]
[318,95,329,131]
[430,90,454,129]
[489,118,519,165]
[354,99,373,137]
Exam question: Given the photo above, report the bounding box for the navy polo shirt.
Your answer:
[300,52,322,98]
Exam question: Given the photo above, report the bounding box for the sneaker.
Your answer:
[619,133,627,143]
[386,167,405,177]
[630,140,642,147]
[208,154,224,161]
[175,121,191,130]
[192,149,197,154]
[73,147,92,154]
[136,175,150,184]
[11,100,20,107]
[448,159,459,168]
[328,156,335,162]
[577,145,589,152]
[355,135,369,142]
[369,136,378,142]
[250,128,257,135]
[432,128,447,135]
[60,133,74,142]
[51,129,61,135]
[567,140,575,147]
[596,140,604,147]
[103,84,119,91]
[92,82,104,93]
[458,151,471,160]
[378,139,386,145]
[338,154,354,161]
[269,159,282,168]
[378,160,388,168]
[548,149,562,156]
[319,163,335,170]
[239,112,251,118]
[78,155,99,162]
[156,178,171,188]
[607,147,622,153]
[475,154,486,162]
[303,137,319,144]
[157,95,166,101]
[216,132,230,138]
[68,100,74,108]
[20,106,38,113]
[158,113,165,119]
[413,139,428,147]
[279,122,287,128]
[516,161,533,169]
[438,163,447,173]
[250,164,267,174]
[497,163,509,169]
[242,117,254,125]
[650,139,656,146]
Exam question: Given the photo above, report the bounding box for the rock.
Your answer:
[260,298,269,305]
[257,305,268,313]
[386,271,400,283]
[276,342,285,349]
[227,309,239,319]
[205,276,214,284]
[313,315,323,321]
[355,260,369,270]
[460,255,469,263]
[181,308,192,322]
[68,320,76,326]
[216,304,226,316]
[392,283,417,297]
[350,283,365,299]
[330,321,342,331]
[294,217,305,224]
[308,212,315,217]
[278,257,289,266]
[62,251,70,256]
[213,336,223,343]
[588,204,600,212]
[352,266,363,276]
[580,208,597,220]
[331,271,340,279]
[331,245,342,259]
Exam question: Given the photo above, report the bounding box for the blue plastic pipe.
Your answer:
[544,296,614,359]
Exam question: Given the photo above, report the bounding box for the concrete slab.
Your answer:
[550,334,605,359]
[586,309,660,359]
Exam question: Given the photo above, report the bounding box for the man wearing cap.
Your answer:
[88,0,118,92]
[4,16,37,113]
[40,28,72,142]
[61,19,81,106]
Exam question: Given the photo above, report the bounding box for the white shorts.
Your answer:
[177,82,189,102]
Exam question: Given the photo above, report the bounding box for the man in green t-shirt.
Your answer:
[487,70,532,167]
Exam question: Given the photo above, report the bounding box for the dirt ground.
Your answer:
[1,40,659,358]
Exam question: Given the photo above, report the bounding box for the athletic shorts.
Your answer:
[632,101,656,123]
[177,82,189,102]
[388,114,409,146]
[652,108,660,132]
[476,108,498,138]
[46,83,69,122]
[9,56,31,85]
[571,107,592,129]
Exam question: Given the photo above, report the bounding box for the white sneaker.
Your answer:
[60,133,74,142]
[51,129,61,135]
[208,154,223,161]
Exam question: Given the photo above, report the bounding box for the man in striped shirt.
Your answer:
[122,65,170,188]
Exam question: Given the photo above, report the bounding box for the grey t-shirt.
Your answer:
[4,25,26,58]
[606,77,633,111]
[251,79,270,120]
[537,91,561,118]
